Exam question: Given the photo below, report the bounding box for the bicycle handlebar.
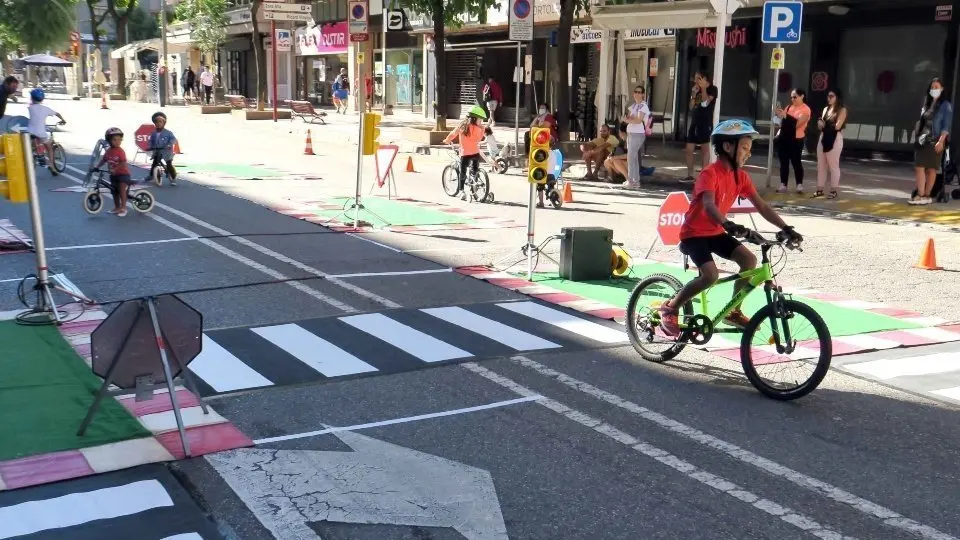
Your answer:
[739,229,803,252]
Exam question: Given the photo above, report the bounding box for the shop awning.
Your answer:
[110,39,160,59]
[590,0,734,31]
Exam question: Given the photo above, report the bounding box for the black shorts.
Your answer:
[679,233,742,267]
[110,174,133,185]
[687,123,711,145]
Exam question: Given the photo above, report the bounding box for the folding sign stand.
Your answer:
[78,296,209,458]
[368,144,400,200]
[493,183,561,280]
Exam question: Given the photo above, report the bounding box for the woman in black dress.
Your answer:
[684,71,717,182]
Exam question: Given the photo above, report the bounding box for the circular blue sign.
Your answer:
[352,4,365,18]
[513,0,530,18]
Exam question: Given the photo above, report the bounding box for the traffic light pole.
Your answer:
[354,61,366,229]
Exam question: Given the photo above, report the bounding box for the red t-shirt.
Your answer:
[101,146,130,176]
[680,160,757,240]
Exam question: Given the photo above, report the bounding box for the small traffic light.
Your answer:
[528,127,551,185]
[0,134,28,203]
[361,112,381,155]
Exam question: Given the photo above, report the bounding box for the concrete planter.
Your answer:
[402,125,447,146]
[232,109,292,120]
[197,105,232,114]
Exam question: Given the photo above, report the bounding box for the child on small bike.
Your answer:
[26,88,65,166]
[443,105,487,200]
[658,120,803,337]
[148,111,178,186]
[96,127,134,217]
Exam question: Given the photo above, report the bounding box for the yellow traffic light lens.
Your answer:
[530,167,547,182]
[532,149,548,162]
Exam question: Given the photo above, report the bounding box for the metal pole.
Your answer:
[710,0,728,164]
[525,182,536,280]
[21,132,62,322]
[160,8,168,108]
[514,42,522,158]
[766,66,780,188]
[272,21,278,122]
[382,0,388,110]
[355,61,366,229]
[86,45,94,99]
[147,298,192,458]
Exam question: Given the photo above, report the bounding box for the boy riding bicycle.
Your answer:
[659,120,803,337]
[443,105,487,201]
[148,111,178,185]
[26,88,65,166]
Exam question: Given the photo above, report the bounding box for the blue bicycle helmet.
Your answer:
[711,119,759,174]
[29,88,45,102]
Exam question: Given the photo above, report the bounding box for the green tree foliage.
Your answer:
[175,0,229,57]
[555,0,589,140]
[0,0,79,54]
[397,0,499,131]
[128,5,160,42]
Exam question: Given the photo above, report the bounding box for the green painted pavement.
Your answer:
[181,163,283,178]
[314,197,477,227]
[0,322,151,462]
[518,262,921,338]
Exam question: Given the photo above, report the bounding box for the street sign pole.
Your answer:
[355,59,366,229]
[767,63,781,188]
[272,20,278,122]
[514,42,521,157]
[761,1,804,187]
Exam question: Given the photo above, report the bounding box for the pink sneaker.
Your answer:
[658,302,681,337]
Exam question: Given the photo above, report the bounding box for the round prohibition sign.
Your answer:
[514,0,530,18]
[352,3,366,19]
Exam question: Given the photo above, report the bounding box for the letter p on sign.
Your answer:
[762,1,803,44]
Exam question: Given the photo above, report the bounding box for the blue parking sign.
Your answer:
[762,1,803,44]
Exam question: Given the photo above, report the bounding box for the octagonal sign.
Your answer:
[91,294,204,390]
[656,191,690,247]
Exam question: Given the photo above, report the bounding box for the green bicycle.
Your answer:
[626,229,832,400]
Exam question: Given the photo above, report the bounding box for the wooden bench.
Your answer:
[289,100,327,125]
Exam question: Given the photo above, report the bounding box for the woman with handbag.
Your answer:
[813,89,847,199]
[912,77,953,205]
[774,88,811,194]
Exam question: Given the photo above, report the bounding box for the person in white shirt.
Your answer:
[26,88,65,163]
[199,67,215,104]
[622,85,651,186]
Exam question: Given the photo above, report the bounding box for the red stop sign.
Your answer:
[657,191,690,246]
[134,124,154,152]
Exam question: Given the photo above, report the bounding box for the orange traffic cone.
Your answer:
[914,238,943,270]
[405,156,416,172]
[304,129,315,155]
[100,92,108,110]
[562,182,574,203]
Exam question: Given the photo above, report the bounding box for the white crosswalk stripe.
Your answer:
[340,312,473,363]
[253,323,379,376]
[421,306,562,351]
[189,335,274,393]
[845,352,960,380]
[497,301,629,344]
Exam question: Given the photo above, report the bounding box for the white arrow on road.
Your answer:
[206,430,509,540]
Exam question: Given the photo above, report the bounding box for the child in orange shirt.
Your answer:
[443,106,488,201]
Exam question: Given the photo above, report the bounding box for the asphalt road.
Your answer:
[1,98,960,540]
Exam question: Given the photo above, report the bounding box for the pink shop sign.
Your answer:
[297,22,349,55]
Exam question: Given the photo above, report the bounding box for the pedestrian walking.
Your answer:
[182,67,195,100]
[912,77,953,205]
[481,75,503,127]
[775,88,811,193]
[333,68,349,113]
[0,75,20,133]
[200,67,214,105]
[813,89,847,199]
[685,71,717,182]
[622,85,652,187]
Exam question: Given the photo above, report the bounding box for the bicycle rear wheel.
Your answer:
[442,165,459,196]
[740,299,832,401]
[51,144,66,173]
[626,273,694,363]
[471,170,490,202]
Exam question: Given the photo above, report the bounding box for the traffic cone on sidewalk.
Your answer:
[405,156,416,172]
[914,238,943,270]
[304,129,315,155]
[562,182,574,203]
[100,92,108,110]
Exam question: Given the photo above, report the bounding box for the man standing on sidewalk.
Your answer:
[200,67,215,105]
[482,75,502,127]
[0,76,21,133]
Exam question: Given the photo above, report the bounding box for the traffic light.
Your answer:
[528,127,551,185]
[0,134,28,203]
[361,112,381,155]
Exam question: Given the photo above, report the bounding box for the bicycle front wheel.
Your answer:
[626,273,694,363]
[740,299,832,401]
[441,165,459,196]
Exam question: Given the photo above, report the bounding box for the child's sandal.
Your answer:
[827,191,838,199]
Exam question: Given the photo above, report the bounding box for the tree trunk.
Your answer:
[87,2,102,51]
[115,20,128,92]
[250,1,267,110]
[432,4,446,132]
[555,0,575,141]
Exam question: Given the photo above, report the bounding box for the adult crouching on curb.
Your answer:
[912,77,952,205]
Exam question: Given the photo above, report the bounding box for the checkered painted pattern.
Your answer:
[455,261,960,360]
[0,305,253,492]
[0,219,31,254]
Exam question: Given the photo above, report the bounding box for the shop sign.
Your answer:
[534,0,561,23]
[296,22,349,55]
[649,58,658,77]
[936,5,952,21]
[571,26,603,44]
[275,29,292,52]
[570,26,675,44]
[696,26,748,49]
[624,28,675,40]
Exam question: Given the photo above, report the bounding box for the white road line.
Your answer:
[460,362,853,540]
[0,480,174,539]
[340,312,473,362]
[345,232,403,253]
[60,169,359,313]
[402,244,516,254]
[64,166,399,310]
[931,387,960,401]
[47,237,196,251]
[421,306,562,351]
[253,395,542,445]
[189,335,275,393]
[162,535,204,540]
[845,353,960,380]
[497,301,629,344]
[329,268,452,279]
[252,324,378,377]
[504,356,957,540]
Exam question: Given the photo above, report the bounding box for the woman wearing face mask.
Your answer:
[524,103,558,156]
[685,72,717,182]
[774,88,811,193]
[912,77,953,205]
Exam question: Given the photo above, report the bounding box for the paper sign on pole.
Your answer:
[508,0,533,41]
[770,47,785,70]
[349,0,369,42]
[275,29,292,52]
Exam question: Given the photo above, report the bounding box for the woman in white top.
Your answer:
[622,86,650,186]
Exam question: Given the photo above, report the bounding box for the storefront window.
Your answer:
[756,32,812,122]
[838,26,946,145]
[381,49,422,107]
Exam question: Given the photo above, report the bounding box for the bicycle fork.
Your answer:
[763,282,796,354]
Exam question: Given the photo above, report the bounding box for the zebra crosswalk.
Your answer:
[188,300,629,397]
[0,464,221,540]
[835,346,960,404]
